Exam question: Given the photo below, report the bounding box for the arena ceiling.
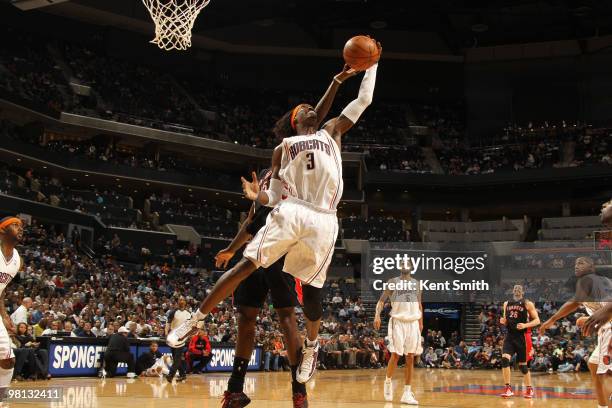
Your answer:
[14,0,612,53]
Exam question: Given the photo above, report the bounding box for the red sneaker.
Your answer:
[523,386,534,399]
[292,392,309,408]
[221,391,251,408]
[500,384,514,398]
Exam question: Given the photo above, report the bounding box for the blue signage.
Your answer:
[423,303,461,319]
[48,340,261,377]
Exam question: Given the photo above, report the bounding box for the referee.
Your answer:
[104,327,136,378]
[165,296,191,382]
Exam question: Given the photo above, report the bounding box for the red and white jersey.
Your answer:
[279,129,343,211]
[0,247,19,296]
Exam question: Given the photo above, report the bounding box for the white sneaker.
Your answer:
[400,389,418,405]
[384,379,393,402]
[126,372,136,379]
[166,317,199,347]
[296,339,319,383]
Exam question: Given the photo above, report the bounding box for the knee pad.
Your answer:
[501,357,510,368]
[520,365,529,375]
[302,285,323,321]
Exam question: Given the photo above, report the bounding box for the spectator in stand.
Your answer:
[80,322,96,338]
[441,347,461,369]
[14,323,49,379]
[531,351,552,372]
[424,347,438,368]
[40,320,61,336]
[10,297,31,326]
[186,327,212,374]
[11,335,37,381]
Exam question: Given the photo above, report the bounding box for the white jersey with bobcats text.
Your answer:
[0,248,19,296]
[279,129,343,211]
[0,247,19,360]
[388,276,422,322]
[580,274,612,374]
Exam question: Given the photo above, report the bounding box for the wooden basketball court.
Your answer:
[7,369,602,407]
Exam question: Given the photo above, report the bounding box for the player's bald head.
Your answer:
[512,284,524,300]
[575,257,595,277]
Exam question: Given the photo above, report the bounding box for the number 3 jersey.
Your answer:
[279,129,343,211]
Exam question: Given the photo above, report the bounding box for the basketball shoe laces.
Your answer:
[299,342,318,380]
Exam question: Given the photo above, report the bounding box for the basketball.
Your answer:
[343,35,380,71]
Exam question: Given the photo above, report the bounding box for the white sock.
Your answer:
[404,385,411,393]
[598,405,607,408]
[385,377,392,383]
[0,366,13,400]
[306,338,318,347]
[193,309,206,320]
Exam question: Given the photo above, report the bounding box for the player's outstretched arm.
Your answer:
[215,203,255,269]
[324,43,381,149]
[538,300,580,335]
[242,146,283,207]
[314,65,357,127]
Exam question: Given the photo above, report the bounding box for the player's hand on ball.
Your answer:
[241,171,260,201]
[335,64,358,82]
[373,316,381,330]
[215,248,234,269]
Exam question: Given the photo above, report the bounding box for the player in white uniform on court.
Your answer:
[142,355,173,377]
[539,256,612,408]
[167,41,381,387]
[0,217,23,404]
[373,261,422,405]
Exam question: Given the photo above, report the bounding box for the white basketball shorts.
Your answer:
[243,197,338,289]
[386,317,423,356]
[588,322,612,375]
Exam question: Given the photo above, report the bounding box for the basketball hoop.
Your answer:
[142,0,211,51]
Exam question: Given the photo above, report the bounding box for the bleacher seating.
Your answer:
[341,216,405,241]
[419,218,528,242]
[538,216,602,240]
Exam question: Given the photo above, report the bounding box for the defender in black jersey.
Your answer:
[499,285,540,399]
[539,256,612,408]
[215,169,304,408]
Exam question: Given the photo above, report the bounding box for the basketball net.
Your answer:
[142,0,211,51]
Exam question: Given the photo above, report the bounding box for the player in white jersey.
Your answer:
[168,41,382,387]
[0,216,23,404]
[142,355,173,377]
[373,260,422,405]
[539,257,612,408]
